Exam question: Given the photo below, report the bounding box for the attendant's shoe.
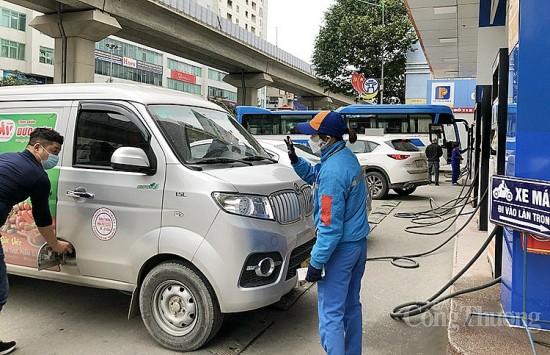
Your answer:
[0,340,16,355]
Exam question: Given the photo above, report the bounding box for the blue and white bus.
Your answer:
[236,104,463,163]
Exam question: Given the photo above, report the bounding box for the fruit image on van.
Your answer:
[0,83,316,351]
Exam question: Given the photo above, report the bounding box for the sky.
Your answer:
[267,0,336,64]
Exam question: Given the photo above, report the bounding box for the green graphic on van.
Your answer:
[137,182,160,190]
[0,113,59,269]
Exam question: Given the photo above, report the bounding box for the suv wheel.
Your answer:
[365,171,389,199]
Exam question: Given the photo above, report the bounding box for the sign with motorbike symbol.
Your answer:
[490,175,550,239]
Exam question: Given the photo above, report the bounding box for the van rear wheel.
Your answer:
[139,261,223,351]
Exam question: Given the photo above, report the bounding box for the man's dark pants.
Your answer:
[428,160,440,184]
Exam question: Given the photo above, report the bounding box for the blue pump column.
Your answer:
[501,0,550,328]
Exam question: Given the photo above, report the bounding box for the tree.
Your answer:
[312,0,417,103]
[0,70,38,86]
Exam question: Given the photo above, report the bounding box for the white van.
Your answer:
[0,83,315,351]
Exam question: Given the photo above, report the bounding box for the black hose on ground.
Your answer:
[366,190,487,269]
[390,227,500,319]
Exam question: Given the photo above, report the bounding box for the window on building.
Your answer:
[208,86,237,102]
[39,46,54,65]
[1,8,26,31]
[227,13,232,20]
[245,0,249,4]
[259,7,263,17]
[236,5,240,13]
[252,1,256,10]
[167,78,202,96]
[208,68,227,81]
[227,0,232,7]
[94,59,163,86]
[167,58,202,76]
[236,18,239,25]
[245,23,248,30]
[251,14,256,23]
[251,26,255,34]
[0,38,25,60]
[245,10,248,17]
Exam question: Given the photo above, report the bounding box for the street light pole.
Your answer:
[105,43,120,83]
[356,0,384,104]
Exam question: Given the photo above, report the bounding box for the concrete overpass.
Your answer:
[6,0,354,108]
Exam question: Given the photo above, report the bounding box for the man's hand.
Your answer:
[284,136,298,164]
[305,264,323,283]
[50,240,73,254]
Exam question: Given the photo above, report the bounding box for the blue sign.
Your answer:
[490,175,550,238]
[363,78,379,95]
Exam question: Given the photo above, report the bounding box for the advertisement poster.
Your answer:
[0,113,59,268]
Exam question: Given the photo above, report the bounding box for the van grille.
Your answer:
[271,191,302,224]
[301,185,314,216]
[286,237,316,280]
[270,185,314,224]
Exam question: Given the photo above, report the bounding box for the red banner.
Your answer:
[351,72,366,94]
[170,70,197,84]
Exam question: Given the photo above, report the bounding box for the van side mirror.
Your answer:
[111,147,155,175]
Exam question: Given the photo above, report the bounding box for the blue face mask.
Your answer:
[40,144,59,170]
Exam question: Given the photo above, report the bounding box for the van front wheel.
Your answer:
[139,261,223,351]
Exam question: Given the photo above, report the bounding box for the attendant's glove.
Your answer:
[305,264,323,283]
[284,136,298,164]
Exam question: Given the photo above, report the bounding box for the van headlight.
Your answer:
[212,192,275,220]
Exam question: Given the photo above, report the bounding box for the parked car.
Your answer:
[346,136,429,199]
[258,139,372,215]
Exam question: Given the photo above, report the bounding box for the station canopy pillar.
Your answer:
[30,10,121,83]
[297,95,333,110]
[223,73,273,106]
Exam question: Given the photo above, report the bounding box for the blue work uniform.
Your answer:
[451,147,466,184]
[0,149,52,310]
[293,140,370,355]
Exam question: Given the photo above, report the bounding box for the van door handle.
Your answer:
[66,187,95,199]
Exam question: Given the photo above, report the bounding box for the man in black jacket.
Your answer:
[425,138,443,185]
[0,128,73,354]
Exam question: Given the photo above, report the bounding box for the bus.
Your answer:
[236,104,463,164]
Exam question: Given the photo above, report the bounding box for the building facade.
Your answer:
[0,0,269,107]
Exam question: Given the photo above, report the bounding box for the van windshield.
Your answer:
[149,105,269,164]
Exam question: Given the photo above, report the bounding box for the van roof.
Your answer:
[0,83,223,110]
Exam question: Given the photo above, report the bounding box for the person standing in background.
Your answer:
[425,138,443,185]
[451,141,468,185]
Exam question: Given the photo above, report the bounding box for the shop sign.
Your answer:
[123,57,137,69]
[431,82,454,106]
[170,70,197,84]
[490,175,550,239]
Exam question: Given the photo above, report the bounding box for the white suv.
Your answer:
[346,136,429,199]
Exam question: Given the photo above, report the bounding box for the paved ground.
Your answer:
[0,181,465,354]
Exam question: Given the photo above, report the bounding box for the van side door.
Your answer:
[56,102,165,283]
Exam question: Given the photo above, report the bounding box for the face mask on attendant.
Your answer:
[308,137,328,154]
[40,144,59,170]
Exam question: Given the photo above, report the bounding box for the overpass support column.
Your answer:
[30,10,121,83]
[297,95,333,110]
[223,73,273,106]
